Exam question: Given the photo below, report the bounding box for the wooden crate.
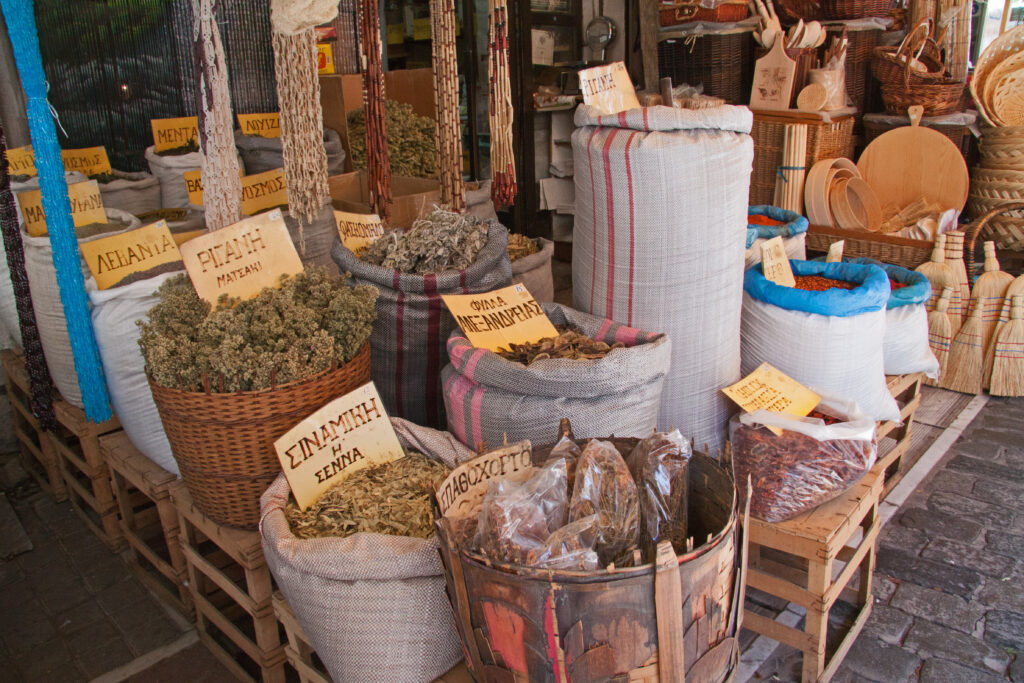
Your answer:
[101,431,192,618]
[273,591,474,683]
[743,468,883,683]
[48,400,123,550]
[171,481,285,683]
[878,373,925,496]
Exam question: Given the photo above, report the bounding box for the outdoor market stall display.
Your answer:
[573,103,754,451]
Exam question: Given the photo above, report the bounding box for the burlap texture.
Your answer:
[511,236,554,303]
[282,203,339,273]
[97,170,161,216]
[234,127,346,176]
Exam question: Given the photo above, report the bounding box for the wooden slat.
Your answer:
[181,543,259,615]
[741,610,814,652]
[197,631,257,683]
[820,600,873,682]
[822,516,879,609]
[746,565,815,609]
[194,591,262,663]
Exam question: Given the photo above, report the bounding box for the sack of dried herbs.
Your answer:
[279,204,339,274]
[145,145,245,209]
[442,302,670,450]
[333,213,512,428]
[235,127,346,176]
[23,208,142,408]
[260,417,472,683]
[347,100,437,178]
[96,170,161,216]
[510,235,554,303]
[11,171,88,226]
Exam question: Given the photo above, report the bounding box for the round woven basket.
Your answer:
[819,0,891,19]
[149,342,372,529]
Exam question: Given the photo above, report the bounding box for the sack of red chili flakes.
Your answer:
[729,395,877,522]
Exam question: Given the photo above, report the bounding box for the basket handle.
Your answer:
[895,18,932,62]
[964,202,1024,281]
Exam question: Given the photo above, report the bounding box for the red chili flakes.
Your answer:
[793,275,857,291]
[808,410,841,425]
[748,214,785,226]
[889,277,908,291]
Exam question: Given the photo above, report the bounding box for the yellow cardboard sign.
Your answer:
[173,230,206,247]
[240,168,287,216]
[335,210,384,253]
[79,221,182,290]
[722,363,821,435]
[179,209,304,304]
[760,235,796,288]
[274,382,404,510]
[579,62,640,115]
[386,23,404,45]
[183,169,204,206]
[7,145,36,176]
[237,113,280,138]
[316,43,335,74]
[826,240,845,263]
[18,180,106,237]
[442,283,559,352]
[151,116,198,152]
[436,441,532,518]
[61,147,112,176]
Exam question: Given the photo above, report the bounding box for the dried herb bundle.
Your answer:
[286,451,450,539]
[347,100,438,179]
[139,268,377,392]
[497,325,624,365]
[89,172,117,183]
[506,233,539,262]
[360,208,488,274]
[155,139,200,157]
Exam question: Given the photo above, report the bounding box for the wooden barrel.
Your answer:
[436,439,745,683]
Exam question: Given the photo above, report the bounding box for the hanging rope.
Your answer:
[488,0,516,208]
[0,125,56,432]
[0,0,111,423]
[193,0,242,231]
[429,0,465,211]
[357,0,392,222]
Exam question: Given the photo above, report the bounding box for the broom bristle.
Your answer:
[991,295,1024,397]
[997,275,1024,323]
[925,287,953,388]
[945,231,970,336]
[973,242,1014,354]
[944,307,986,395]
[983,317,1007,389]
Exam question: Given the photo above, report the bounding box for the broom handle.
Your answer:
[965,201,1024,284]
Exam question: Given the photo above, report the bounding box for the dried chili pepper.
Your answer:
[747,214,785,226]
[793,275,857,292]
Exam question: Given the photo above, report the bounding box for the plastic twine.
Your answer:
[775,165,805,182]
[1,0,111,423]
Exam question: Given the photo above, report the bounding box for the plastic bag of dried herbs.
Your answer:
[627,429,691,561]
[569,439,640,567]
[729,394,877,522]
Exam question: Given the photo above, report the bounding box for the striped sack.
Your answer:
[442,303,671,450]
[572,104,753,451]
[332,220,512,428]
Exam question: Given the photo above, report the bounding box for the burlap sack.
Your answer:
[331,220,512,428]
[234,127,346,176]
[23,209,141,408]
[511,237,554,303]
[442,303,670,449]
[283,203,339,274]
[145,146,245,209]
[572,104,753,450]
[97,170,161,216]
[260,418,472,683]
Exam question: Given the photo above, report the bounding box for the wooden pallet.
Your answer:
[171,481,285,683]
[48,399,123,550]
[101,431,192,619]
[743,468,883,683]
[0,349,65,500]
[878,372,925,496]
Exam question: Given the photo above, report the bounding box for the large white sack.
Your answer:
[145,146,245,209]
[97,170,161,216]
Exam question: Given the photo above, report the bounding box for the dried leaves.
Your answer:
[348,100,438,179]
[496,325,624,365]
[155,139,200,157]
[506,233,539,262]
[286,451,450,540]
[139,268,378,392]
[360,207,489,274]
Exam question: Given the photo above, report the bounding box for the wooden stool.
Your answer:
[742,468,883,683]
[171,482,285,683]
[101,431,192,618]
[0,349,65,500]
[877,373,924,495]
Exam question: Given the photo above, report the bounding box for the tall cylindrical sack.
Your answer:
[145,146,245,209]
[572,104,753,450]
[742,260,901,422]
[12,171,88,224]
[234,127,346,176]
[331,221,512,428]
[97,171,161,216]
[23,209,142,408]
[283,204,340,274]
[260,418,471,683]
[86,271,181,475]
[511,236,555,303]
[442,303,671,449]
[745,205,808,270]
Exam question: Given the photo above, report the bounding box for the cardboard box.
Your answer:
[320,68,436,173]
[328,171,439,229]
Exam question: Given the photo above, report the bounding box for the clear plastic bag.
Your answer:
[547,434,581,495]
[627,429,692,560]
[474,459,569,565]
[527,514,601,571]
[730,395,877,523]
[569,440,640,566]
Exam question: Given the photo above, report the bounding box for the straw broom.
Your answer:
[916,234,958,314]
[925,286,954,387]
[971,242,1014,387]
[945,230,970,335]
[990,295,1024,397]
[943,296,986,394]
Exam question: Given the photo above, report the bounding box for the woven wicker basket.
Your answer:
[657,31,753,105]
[965,202,1024,268]
[880,80,965,116]
[149,343,372,529]
[871,19,947,87]
[819,0,891,19]
[805,224,934,269]
[659,0,749,26]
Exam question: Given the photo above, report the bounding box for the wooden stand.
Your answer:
[0,349,65,500]
[877,373,924,496]
[101,431,192,618]
[743,469,883,683]
[49,400,123,550]
[171,482,285,683]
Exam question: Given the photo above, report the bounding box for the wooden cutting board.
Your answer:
[857,106,969,213]
[750,40,796,111]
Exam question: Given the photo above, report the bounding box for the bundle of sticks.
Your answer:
[430,0,465,211]
[488,0,516,208]
[357,0,392,221]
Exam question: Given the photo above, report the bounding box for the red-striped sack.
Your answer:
[331,221,512,428]
[572,104,753,451]
[442,303,670,450]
